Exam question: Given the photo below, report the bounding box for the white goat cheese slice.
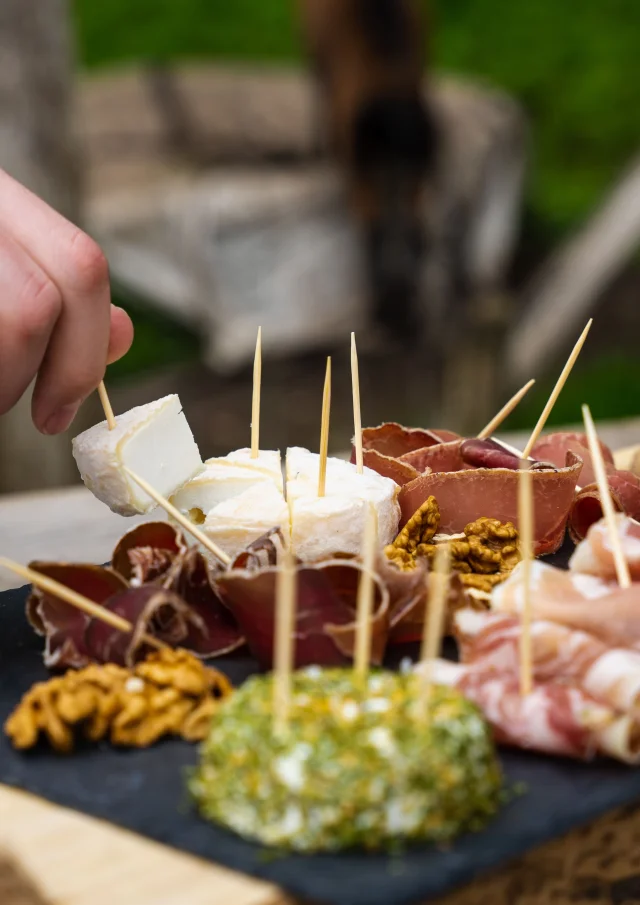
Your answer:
[72,395,202,516]
[205,448,283,491]
[286,447,400,561]
[204,482,290,562]
[170,462,277,526]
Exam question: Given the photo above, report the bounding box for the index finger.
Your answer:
[0,171,112,432]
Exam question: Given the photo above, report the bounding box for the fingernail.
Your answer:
[42,403,80,435]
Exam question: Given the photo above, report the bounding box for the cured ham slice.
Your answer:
[532,432,613,487]
[359,423,460,458]
[27,564,128,669]
[531,432,640,542]
[353,424,461,486]
[162,550,245,657]
[400,452,583,556]
[570,515,640,582]
[84,586,208,666]
[111,521,187,584]
[569,473,640,543]
[454,608,640,713]
[426,659,640,763]
[492,561,640,651]
[216,559,390,669]
[27,563,208,669]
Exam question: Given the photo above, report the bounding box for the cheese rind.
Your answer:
[286,447,400,561]
[72,395,203,516]
[204,482,290,562]
[206,448,283,491]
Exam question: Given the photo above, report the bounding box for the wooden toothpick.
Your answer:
[582,404,632,588]
[98,380,116,431]
[522,319,593,457]
[0,558,165,650]
[273,542,297,734]
[317,357,332,497]
[251,326,262,459]
[419,542,452,703]
[351,333,364,474]
[353,506,378,679]
[518,462,534,696]
[122,467,232,566]
[477,379,536,440]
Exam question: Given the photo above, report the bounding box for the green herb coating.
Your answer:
[189,668,502,852]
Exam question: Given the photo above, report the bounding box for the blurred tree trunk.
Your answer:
[0,0,80,493]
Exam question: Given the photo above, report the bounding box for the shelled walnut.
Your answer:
[385,504,520,594]
[5,648,232,753]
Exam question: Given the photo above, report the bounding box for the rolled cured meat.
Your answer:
[531,432,640,542]
[492,561,640,651]
[454,608,640,713]
[425,659,640,763]
[570,514,640,582]
[569,474,640,543]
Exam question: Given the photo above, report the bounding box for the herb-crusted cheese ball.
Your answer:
[190,669,502,852]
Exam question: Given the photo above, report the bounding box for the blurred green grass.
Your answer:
[501,353,640,431]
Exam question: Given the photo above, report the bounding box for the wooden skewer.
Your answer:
[477,379,536,440]
[0,558,165,650]
[98,380,116,431]
[251,326,262,459]
[122,467,231,566]
[582,404,632,588]
[522,319,593,457]
[351,332,364,474]
[317,357,332,497]
[273,542,297,733]
[353,506,378,679]
[518,462,534,696]
[419,542,452,703]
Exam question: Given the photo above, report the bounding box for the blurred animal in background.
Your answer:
[298,0,438,345]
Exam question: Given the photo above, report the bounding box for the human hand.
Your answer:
[0,168,133,434]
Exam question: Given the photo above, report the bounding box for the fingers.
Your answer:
[0,231,61,416]
[0,169,120,434]
[31,232,112,433]
[107,306,134,364]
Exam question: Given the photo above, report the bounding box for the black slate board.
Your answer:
[3,548,640,905]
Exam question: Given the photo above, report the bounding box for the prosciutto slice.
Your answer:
[111,521,187,584]
[216,559,390,669]
[427,659,640,763]
[84,585,207,666]
[532,432,614,487]
[492,560,640,651]
[162,550,245,657]
[532,432,640,541]
[27,563,128,669]
[569,473,640,543]
[399,451,583,555]
[454,608,640,713]
[354,423,461,486]
[570,515,640,582]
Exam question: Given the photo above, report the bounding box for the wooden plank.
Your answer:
[0,786,287,905]
[0,486,152,590]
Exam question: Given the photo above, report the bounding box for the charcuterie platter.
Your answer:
[3,323,640,905]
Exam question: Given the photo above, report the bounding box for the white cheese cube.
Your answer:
[205,448,283,491]
[72,395,202,516]
[170,462,277,525]
[204,482,290,562]
[286,447,401,561]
